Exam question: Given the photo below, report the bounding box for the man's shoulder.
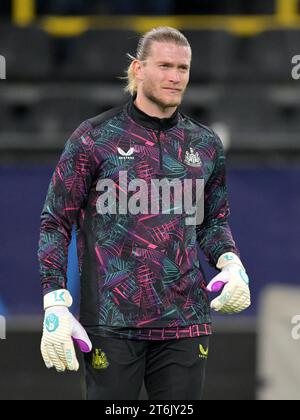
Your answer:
[88,103,127,132]
[180,112,214,135]
[68,103,127,147]
[181,113,223,149]
[181,113,224,156]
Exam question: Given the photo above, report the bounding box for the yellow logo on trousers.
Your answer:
[199,345,209,359]
[92,349,109,369]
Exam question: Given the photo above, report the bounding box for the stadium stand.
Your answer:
[1,0,300,400]
[60,29,138,81]
[0,25,54,80]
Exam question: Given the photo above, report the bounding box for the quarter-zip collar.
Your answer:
[127,98,179,131]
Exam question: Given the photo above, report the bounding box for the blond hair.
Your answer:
[124,27,191,96]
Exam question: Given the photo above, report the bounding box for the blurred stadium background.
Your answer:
[0,0,299,400]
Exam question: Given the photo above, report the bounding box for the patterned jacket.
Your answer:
[38,100,238,339]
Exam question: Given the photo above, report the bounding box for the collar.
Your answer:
[127,98,179,131]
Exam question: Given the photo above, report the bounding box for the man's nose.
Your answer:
[168,70,181,83]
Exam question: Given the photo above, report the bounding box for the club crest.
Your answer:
[184,148,202,167]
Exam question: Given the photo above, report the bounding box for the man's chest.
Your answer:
[92,127,215,183]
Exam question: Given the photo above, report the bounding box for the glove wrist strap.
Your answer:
[217,252,244,270]
[44,289,73,310]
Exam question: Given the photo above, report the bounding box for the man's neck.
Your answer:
[134,94,177,119]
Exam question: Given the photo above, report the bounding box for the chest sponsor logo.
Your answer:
[117,147,135,160]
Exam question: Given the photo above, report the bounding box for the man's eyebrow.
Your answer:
[157,61,190,68]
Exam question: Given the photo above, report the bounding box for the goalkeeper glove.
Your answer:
[206,252,251,314]
[41,289,92,372]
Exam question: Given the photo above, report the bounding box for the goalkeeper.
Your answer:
[38,26,250,400]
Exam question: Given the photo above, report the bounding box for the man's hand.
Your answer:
[41,290,92,372]
[207,252,251,314]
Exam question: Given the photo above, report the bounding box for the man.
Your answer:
[38,27,250,400]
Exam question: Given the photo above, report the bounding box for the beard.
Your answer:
[142,81,185,111]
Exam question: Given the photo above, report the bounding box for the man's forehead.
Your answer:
[148,41,191,63]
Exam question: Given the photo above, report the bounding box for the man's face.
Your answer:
[137,41,191,110]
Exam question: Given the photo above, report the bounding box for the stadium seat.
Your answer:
[185,29,300,84]
[179,102,214,126]
[30,97,100,133]
[246,30,300,83]
[209,86,300,150]
[211,88,285,132]
[0,25,53,80]
[182,30,238,83]
[60,29,138,81]
[278,100,300,132]
[0,101,15,131]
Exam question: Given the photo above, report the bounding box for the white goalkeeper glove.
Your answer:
[206,252,251,314]
[41,289,92,372]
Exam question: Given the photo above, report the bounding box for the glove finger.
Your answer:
[210,281,237,312]
[71,317,92,353]
[226,284,250,313]
[217,284,251,314]
[62,341,79,371]
[47,344,66,372]
[210,295,225,312]
[41,341,53,369]
[53,343,73,371]
[232,290,251,312]
[218,302,240,314]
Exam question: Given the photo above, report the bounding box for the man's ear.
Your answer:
[132,60,145,82]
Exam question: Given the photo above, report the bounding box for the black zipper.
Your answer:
[157,130,163,171]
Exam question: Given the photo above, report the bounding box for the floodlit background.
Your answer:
[0,0,299,400]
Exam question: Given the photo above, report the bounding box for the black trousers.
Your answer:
[84,334,209,400]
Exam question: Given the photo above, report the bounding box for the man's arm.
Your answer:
[196,133,238,266]
[38,120,93,295]
[196,133,251,314]
[38,121,95,371]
